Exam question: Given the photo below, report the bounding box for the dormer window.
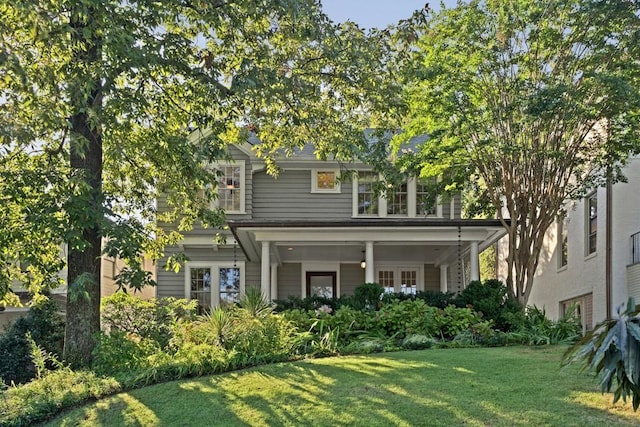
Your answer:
[311,169,341,193]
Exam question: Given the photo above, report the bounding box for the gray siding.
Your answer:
[277,263,302,299]
[246,261,261,289]
[424,264,440,292]
[252,170,353,220]
[340,264,365,296]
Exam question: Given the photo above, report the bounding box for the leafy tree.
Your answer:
[394,0,640,305]
[0,0,416,366]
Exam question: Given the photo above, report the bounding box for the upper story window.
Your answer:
[356,171,378,216]
[387,182,408,216]
[558,216,569,268]
[416,179,438,217]
[586,193,597,255]
[217,161,245,214]
[311,169,341,193]
[353,173,443,218]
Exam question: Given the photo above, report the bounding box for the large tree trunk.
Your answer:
[63,9,103,368]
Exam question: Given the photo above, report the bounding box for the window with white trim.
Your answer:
[387,182,408,216]
[216,161,245,213]
[416,179,438,217]
[356,171,378,216]
[185,262,245,313]
[377,266,421,294]
[558,216,568,268]
[586,194,597,255]
[311,169,341,193]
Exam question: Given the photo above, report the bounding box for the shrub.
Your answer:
[0,297,64,385]
[509,305,581,345]
[0,345,120,427]
[375,299,440,339]
[434,305,483,339]
[101,292,197,349]
[401,334,435,350]
[455,279,524,331]
[417,290,457,309]
[273,295,339,312]
[352,282,384,310]
[92,331,161,376]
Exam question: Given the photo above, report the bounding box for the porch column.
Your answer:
[261,241,271,298]
[365,241,375,283]
[270,262,278,302]
[440,264,449,293]
[470,241,480,282]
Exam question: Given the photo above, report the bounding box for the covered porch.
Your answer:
[230,219,506,301]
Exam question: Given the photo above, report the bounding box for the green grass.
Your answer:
[44,346,640,426]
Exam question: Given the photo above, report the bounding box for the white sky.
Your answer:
[321,0,460,29]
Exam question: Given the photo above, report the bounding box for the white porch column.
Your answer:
[261,241,271,298]
[270,262,278,302]
[365,241,375,283]
[440,264,449,293]
[470,241,480,282]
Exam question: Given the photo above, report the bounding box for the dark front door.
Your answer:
[306,271,337,298]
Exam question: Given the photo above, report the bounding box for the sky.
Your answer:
[321,0,460,29]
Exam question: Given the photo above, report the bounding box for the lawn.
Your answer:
[44,346,640,426]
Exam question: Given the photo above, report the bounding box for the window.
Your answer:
[185,262,245,312]
[387,182,408,216]
[306,272,337,298]
[190,267,212,314]
[353,173,442,218]
[558,216,568,268]
[217,162,244,213]
[416,180,438,217]
[378,270,395,294]
[377,266,420,294]
[356,171,378,216]
[587,194,597,255]
[561,293,593,332]
[219,267,241,305]
[312,169,340,193]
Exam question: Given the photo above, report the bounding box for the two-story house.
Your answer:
[156,142,506,312]
[497,157,640,330]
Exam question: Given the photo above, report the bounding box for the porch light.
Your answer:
[360,250,366,269]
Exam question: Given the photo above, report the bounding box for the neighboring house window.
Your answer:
[311,169,340,193]
[558,216,568,268]
[416,179,437,217]
[217,161,245,213]
[586,193,597,255]
[185,262,245,313]
[356,171,378,215]
[561,293,593,332]
[387,182,408,216]
[632,231,640,265]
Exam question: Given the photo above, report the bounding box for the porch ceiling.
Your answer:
[229,218,507,266]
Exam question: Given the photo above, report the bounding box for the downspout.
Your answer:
[606,173,612,319]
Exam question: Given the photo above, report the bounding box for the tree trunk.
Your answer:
[63,9,103,368]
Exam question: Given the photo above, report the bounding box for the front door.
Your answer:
[306,271,337,298]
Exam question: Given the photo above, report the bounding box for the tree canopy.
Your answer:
[394,0,640,305]
[0,0,419,365]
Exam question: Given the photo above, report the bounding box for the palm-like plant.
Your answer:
[563,298,640,410]
[238,287,273,318]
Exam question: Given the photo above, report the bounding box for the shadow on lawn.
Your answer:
[50,347,640,426]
